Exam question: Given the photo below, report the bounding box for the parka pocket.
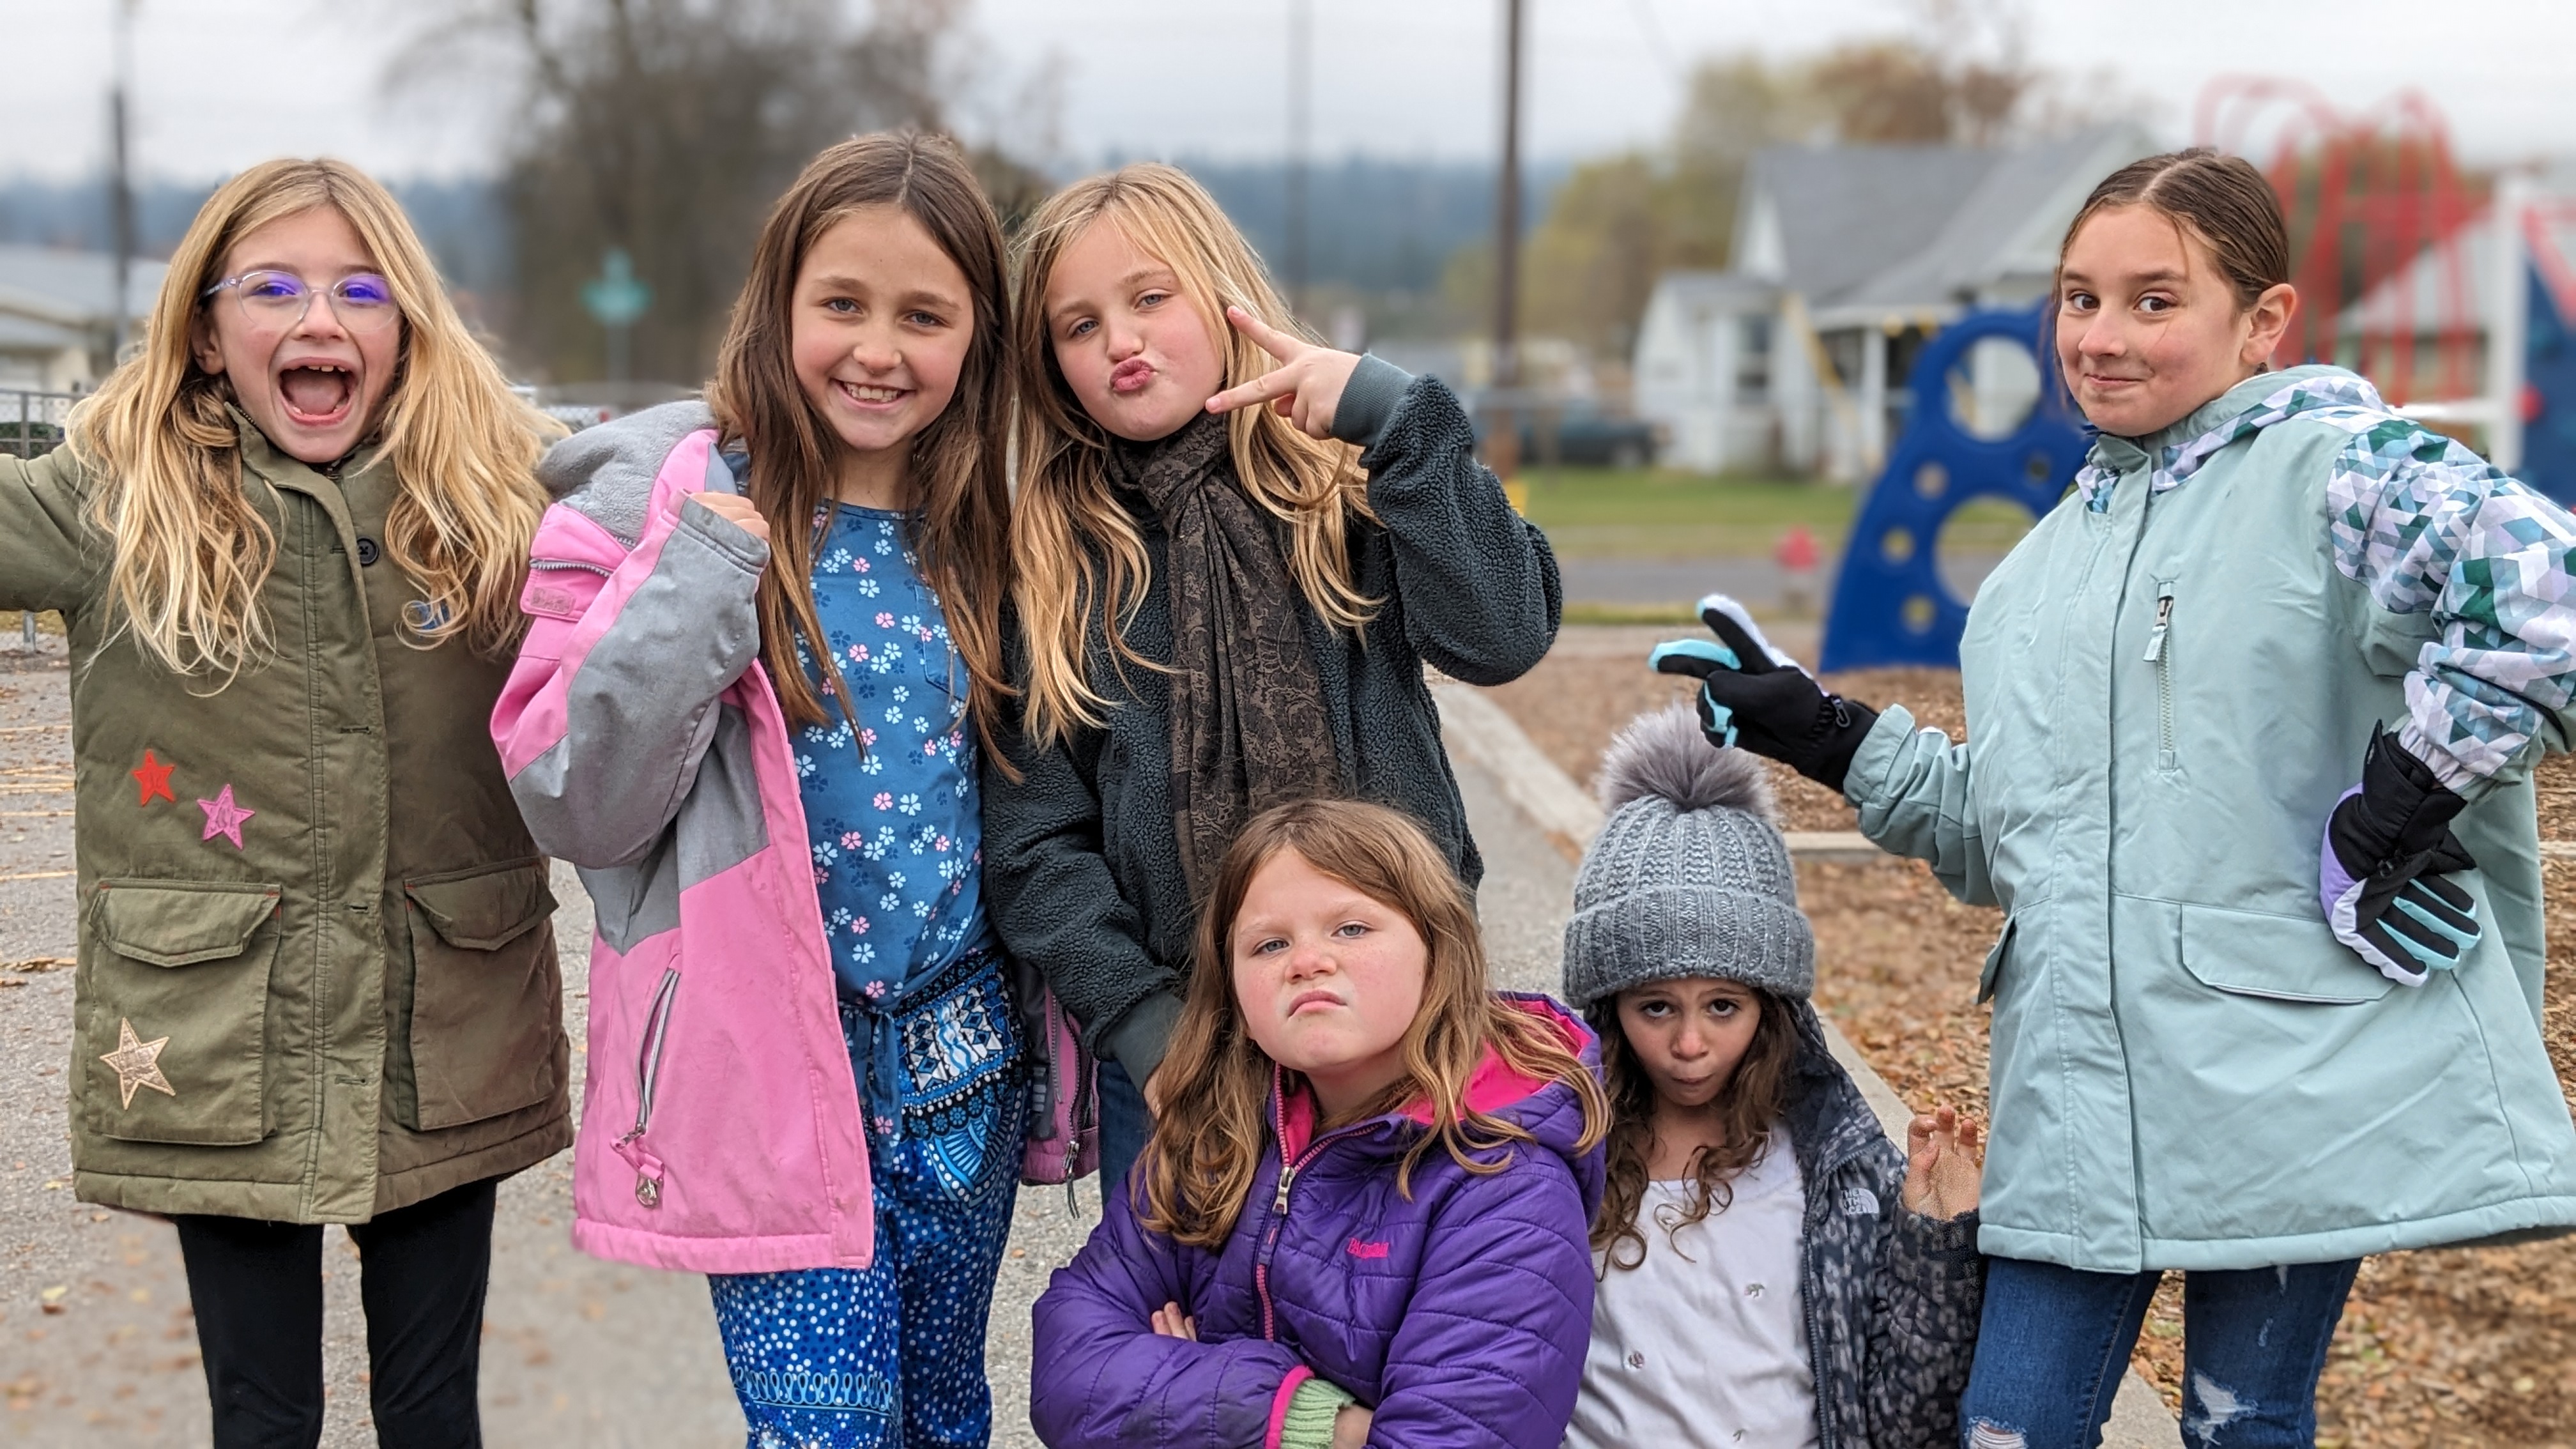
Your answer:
[399,859,562,1131]
[1977,916,2016,1005]
[81,879,283,1146]
[2177,902,2395,1005]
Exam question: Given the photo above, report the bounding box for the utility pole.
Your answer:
[107,0,139,361]
[1487,0,1526,481]
[1285,0,1312,319]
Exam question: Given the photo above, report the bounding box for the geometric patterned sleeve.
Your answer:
[2324,415,2576,793]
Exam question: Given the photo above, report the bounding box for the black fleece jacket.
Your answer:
[981,365,1560,1078]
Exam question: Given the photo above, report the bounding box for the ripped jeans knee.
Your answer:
[1966,1420,2028,1449]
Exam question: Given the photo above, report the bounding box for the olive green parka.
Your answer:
[0,415,570,1223]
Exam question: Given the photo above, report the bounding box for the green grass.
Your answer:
[1515,464,2038,558]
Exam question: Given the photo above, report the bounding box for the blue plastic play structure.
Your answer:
[2521,263,2576,507]
[1818,303,2091,672]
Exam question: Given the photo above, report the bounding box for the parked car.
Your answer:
[1525,405,1660,468]
[1463,395,1662,469]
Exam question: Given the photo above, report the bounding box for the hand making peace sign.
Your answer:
[1203,305,1365,440]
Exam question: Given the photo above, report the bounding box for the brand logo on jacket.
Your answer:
[1346,1238,1390,1259]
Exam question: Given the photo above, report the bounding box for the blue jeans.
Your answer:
[1961,1255,2360,1448]
[1098,1059,1154,1200]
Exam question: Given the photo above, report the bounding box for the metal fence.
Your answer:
[0,388,77,460]
[0,389,77,648]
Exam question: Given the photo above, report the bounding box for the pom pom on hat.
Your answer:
[1594,703,1777,822]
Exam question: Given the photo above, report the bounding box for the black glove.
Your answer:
[2319,726,2481,985]
[1649,594,1878,792]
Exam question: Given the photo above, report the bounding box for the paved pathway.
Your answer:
[0,645,1556,1449]
[1554,552,2005,611]
[2,641,2158,1446]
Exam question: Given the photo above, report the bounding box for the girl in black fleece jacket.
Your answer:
[985,163,1560,1187]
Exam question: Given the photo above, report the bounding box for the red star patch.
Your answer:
[132,750,175,806]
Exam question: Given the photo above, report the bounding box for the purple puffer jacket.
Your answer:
[1031,995,1605,1449]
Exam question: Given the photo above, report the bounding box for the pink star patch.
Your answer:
[196,784,254,849]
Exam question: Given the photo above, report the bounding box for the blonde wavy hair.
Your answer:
[1008,163,1376,748]
[65,158,558,678]
[1138,799,1608,1249]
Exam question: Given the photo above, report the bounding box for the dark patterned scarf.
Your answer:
[1108,410,1340,898]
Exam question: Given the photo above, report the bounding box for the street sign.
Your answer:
[581,249,651,328]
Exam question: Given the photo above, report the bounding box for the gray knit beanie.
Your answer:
[1560,703,1814,1011]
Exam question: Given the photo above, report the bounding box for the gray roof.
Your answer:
[0,245,167,328]
[1736,126,2156,316]
[1839,128,2151,311]
[1740,144,2000,303]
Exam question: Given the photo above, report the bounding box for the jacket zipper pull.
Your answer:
[2142,594,2174,663]
[1273,1163,1296,1215]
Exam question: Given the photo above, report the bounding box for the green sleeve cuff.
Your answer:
[1102,990,1184,1082]
[1329,354,1414,448]
[1278,1376,1360,1449]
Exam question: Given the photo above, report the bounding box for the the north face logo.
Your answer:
[1840,1187,1880,1217]
[1346,1238,1390,1259]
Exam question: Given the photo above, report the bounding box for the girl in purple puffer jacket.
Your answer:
[1030,799,1609,1449]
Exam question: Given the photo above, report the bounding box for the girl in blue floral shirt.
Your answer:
[542,134,1023,1448]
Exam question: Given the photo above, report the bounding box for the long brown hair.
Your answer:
[67,158,556,679]
[707,132,1013,735]
[1140,799,1608,1249]
[1006,164,1377,748]
[1589,987,1800,1271]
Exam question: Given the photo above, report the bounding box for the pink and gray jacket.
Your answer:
[490,401,875,1275]
[1030,995,1604,1449]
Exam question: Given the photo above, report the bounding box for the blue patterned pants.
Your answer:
[710,956,1023,1448]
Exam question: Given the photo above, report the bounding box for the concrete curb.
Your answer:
[1429,678,2179,1443]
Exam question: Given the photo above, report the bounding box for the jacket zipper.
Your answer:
[2142,581,2177,770]
[617,968,681,1208]
[1254,1091,1367,1342]
[528,557,614,578]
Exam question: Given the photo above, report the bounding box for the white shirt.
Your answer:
[1564,1126,1820,1449]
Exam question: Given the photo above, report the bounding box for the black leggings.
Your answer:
[173,1176,498,1449]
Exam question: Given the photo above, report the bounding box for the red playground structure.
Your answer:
[2196,77,2484,406]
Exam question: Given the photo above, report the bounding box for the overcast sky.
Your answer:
[5,0,2576,181]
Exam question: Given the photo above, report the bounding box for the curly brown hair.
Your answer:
[1589,986,1800,1272]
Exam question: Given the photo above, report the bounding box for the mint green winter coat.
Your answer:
[1848,365,2576,1273]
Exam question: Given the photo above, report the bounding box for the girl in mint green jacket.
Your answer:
[1656,150,2576,1447]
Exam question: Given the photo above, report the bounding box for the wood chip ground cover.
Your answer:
[1485,631,2576,1446]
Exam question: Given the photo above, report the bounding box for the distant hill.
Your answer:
[1170,155,1565,294]
[0,158,1557,331]
[0,176,510,296]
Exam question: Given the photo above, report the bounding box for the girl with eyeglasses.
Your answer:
[0,158,568,1446]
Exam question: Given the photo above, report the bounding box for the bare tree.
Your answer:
[409,0,993,384]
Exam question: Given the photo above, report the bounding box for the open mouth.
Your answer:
[1110,358,1156,395]
[277,365,357,427]
[836,379,910,408]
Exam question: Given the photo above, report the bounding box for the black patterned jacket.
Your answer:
[1779,1000,1986,1449]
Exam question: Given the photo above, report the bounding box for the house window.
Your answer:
[1735,315,1772,404]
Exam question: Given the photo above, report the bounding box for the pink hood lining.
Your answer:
[1273,995,1588,1162]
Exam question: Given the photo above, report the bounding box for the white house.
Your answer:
[0,245,167,393]
[1635,125,2153,479]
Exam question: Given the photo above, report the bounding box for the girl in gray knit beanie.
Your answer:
[1561,704,1986,1449]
